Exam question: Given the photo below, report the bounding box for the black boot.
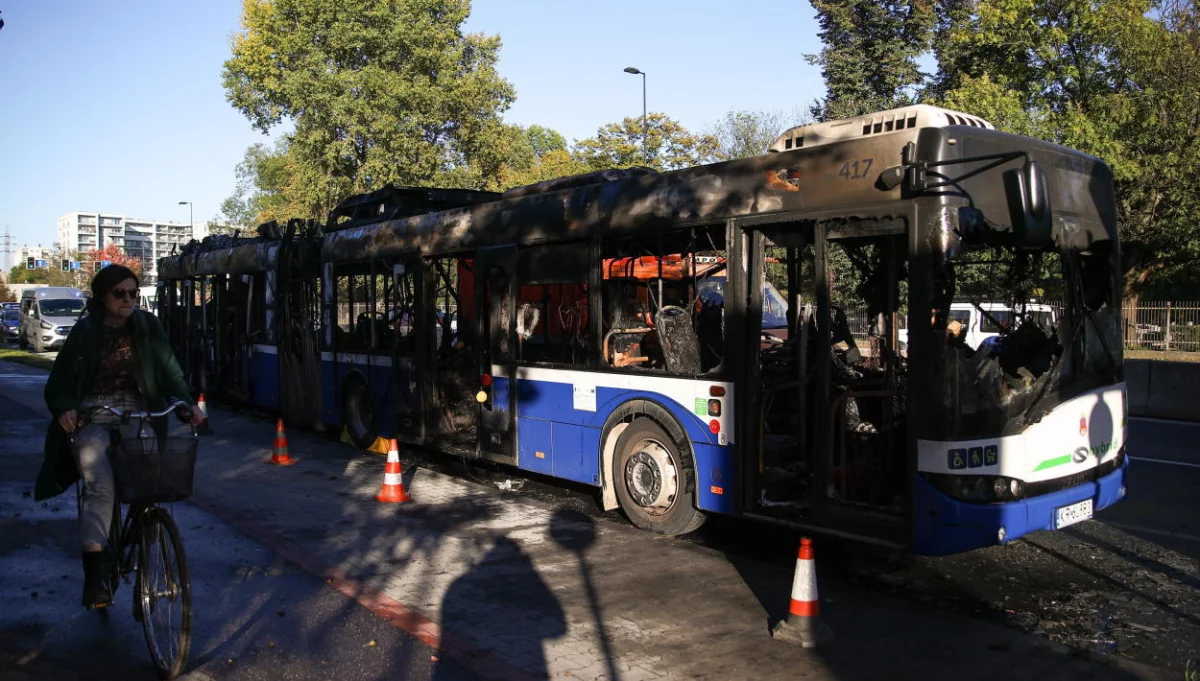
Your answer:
[82,550,113,610]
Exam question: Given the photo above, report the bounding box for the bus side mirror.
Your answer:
[1004,160,1052,249]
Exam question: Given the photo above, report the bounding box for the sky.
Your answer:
[0,0,827,269]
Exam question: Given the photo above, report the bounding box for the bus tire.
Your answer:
[341,377,377,450]
[612,417,706,536]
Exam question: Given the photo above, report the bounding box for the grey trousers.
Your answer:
[72,395,145,551]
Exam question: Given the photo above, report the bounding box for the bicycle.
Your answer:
[72,399,198,679]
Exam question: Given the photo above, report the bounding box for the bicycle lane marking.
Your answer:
[188,493,536,681]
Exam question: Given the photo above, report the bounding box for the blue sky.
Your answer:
[0,0,826,265]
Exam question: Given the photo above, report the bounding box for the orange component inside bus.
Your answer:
[601,255,725,281]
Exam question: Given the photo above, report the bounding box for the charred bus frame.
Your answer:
[157,105,1127,554]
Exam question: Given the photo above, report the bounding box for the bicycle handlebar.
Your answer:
[79,399,193,424]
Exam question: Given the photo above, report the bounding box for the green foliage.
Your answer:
[8,265,48,285]
[525,125,567,159]
[220,139,298,227]
[0,276,14,302]
[807,0,935,120]
[573,112,720,172]
[930,0,1200,296]
[708,109,804,161]
[222,0,516,216]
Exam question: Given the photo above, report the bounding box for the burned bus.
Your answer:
[156,219,326,427]
[159,104,1126,554]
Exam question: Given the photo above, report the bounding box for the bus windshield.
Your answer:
[39,299,85,317]
[932,242,1119,439]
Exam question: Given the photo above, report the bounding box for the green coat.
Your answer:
[36,309,193,501]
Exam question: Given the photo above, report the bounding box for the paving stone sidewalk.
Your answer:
[185,408,1173,681]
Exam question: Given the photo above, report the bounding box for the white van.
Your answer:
[899,301,1057,352]
[19,287,87,352]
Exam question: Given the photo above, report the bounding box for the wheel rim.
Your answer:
[623,438,679,515]
[141,514,189,676]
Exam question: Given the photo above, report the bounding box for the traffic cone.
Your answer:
[195,394,213,436]
[375,439,410,503]
[266,418,297,466]
[772,537,833,647]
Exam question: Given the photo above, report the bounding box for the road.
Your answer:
[0,357,1195,678]
[0,361,478,681]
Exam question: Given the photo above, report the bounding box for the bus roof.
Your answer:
[768,104,993,153]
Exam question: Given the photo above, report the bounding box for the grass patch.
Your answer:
[1124,349,1200,363]
[0,347,55,371]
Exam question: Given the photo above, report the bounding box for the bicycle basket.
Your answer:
[113,434,198,503]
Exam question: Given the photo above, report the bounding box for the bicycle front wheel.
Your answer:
[137,508,192,679]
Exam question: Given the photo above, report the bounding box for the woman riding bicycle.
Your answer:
[35,265,201,610]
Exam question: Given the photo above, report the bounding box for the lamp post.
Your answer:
[178,201,193,232]
[623,66,648,165]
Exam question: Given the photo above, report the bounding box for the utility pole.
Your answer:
[0,226,14,274]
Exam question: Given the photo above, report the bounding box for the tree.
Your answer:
[574,113,720,172]
[0,276,14,303]
[708,109,811,161]
[222,0,516,217]
[87,244,142,279]
[930,0,1200,299]
[219,139,297,228]
[525,125,568,159]
[8,265,49,285]
[806,0,935,120]
[484,124,586,190]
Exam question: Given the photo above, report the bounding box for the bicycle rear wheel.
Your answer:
[137,508,192,679]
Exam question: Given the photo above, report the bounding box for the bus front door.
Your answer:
[475,245,517,461]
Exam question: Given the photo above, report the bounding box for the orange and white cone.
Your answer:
[375,439,410,503]
[196,393,213,436]
[772,537,833,647]
[266,418,297,466]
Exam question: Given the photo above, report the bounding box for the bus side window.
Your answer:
[601,226,726,375]
[515,244,590,368]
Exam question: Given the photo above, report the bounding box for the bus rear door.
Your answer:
[476,245,517,461]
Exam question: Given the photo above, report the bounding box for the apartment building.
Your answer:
[56,212,205,284]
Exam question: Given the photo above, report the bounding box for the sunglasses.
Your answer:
[110,288,140,301]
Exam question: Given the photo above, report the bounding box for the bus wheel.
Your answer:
[612,418,705,536]
[341,379,377,450]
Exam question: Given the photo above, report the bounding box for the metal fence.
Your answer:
[1123,301,1200,352]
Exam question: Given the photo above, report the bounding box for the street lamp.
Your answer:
[178,201,193,231]
[623,66,648,165]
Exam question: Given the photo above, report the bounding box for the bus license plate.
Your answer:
[1054,499,1093,529]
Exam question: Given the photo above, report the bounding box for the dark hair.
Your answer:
[87,265,140,317]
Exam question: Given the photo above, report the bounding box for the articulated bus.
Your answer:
[156,105,1127,555]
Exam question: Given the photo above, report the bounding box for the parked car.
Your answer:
[1,308,19,343]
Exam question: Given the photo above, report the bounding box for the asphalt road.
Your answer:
[0,362,479,681]
[0,358,1196,676]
